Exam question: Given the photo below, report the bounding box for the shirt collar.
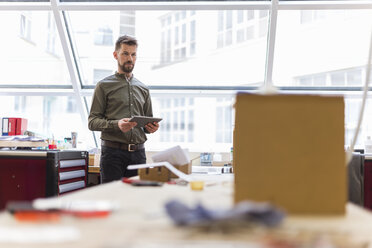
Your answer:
[115,71,133,82]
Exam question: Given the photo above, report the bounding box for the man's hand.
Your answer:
[118,118,137,133]
[145,122,159,133]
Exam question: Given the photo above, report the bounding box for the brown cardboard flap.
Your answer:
[171,163,191,178]
[139,163,191,182]
[233,93,346,214]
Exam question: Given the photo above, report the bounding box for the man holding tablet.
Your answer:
[88,35,160,183]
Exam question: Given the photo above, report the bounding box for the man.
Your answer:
[88,35,159,183]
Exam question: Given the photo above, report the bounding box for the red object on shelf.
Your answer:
[15,118,28,135]
[48,144,57,150]
[7,118,16,136]
[2,117,28,136]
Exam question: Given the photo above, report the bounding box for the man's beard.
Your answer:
[119,61,134,73]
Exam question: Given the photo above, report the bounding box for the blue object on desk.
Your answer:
[200,152,213,166]
[165,200,285,227]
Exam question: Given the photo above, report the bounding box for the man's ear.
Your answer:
[113,51,118,60]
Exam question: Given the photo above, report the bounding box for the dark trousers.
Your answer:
[100,145,146,183]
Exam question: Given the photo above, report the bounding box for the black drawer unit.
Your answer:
[0,150,88,210]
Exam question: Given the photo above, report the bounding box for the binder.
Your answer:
[2,118,8,136]
[15,118,28,135]
[8,118,16,136]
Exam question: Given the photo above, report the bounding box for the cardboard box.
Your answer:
[233,93,346,215]
[139,163,191,182]
[89,154,95,166]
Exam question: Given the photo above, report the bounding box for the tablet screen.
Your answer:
[129,116,162,128]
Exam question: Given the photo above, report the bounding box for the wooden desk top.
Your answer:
[0,140,48,148]
[0,178,372,247]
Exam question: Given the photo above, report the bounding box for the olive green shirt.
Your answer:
[88,72,153,144]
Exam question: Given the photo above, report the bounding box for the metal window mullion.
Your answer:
[264,0,279,90]
[50,0,88,131]
[0,90,75,97]
[1,1,371,11]
[0,3,51,11]
[278,1,372,10]
[56,2,271,11]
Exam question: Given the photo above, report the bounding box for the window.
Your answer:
[273,10,372,88]
[120,11,135,36]
[155,96,193,146]
[20,12,32,41]
[216,97,233,144]
[2,1,372,151]
[0,11,70,85]
[190,20,196,55]
[149,93,234,152]
[217,9,268,48]
[68,10,266,87]
[345,97,372,148]
[93,69,113,85]
[0,95,93,149]
[67,96,77,113]
[330,71,346,86]
[46,12,58,55]
[295,67,365,87]
[158,10,196,64]
[94,26,113,46]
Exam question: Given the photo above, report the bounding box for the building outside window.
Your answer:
[120,11,135,36]
[159,10,197,64]
[157,97,194,145]
[46,12,57,55]
[93,69,113,85]
[94,26,113,46]
[217,10,268,48]
[20,11,32,41]
[216,97,233,144]
[295,67,367,87]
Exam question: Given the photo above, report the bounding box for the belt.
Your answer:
[101,140,144,152]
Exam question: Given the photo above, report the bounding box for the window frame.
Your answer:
[0,0,372,149]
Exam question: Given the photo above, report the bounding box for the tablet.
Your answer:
[128,116,162,128]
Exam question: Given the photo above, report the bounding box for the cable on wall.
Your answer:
[346,27,372,165]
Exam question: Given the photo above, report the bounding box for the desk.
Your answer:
[1,179,372,247]
[0,140,48,148]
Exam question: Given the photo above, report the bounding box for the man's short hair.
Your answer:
[115,35,138,51]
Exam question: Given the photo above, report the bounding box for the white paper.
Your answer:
[33,198,120,212]
[151,145,190,166]
[0,135,44,142]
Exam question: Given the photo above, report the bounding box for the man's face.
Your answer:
[114,44,137,74]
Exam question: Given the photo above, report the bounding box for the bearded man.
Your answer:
[88,35,159,183]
